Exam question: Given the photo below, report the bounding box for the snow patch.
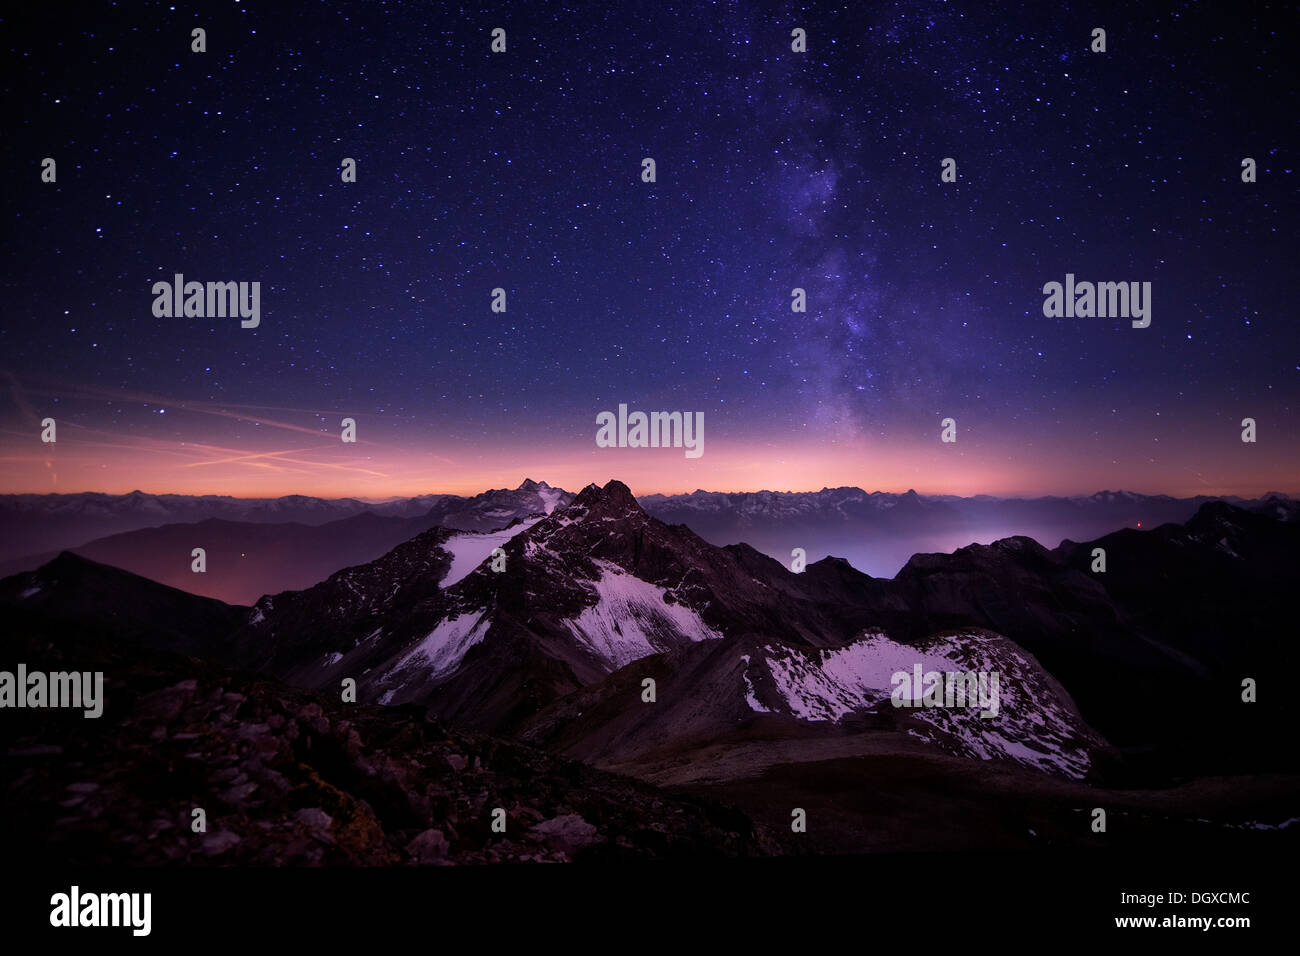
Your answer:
[740,654,770,713]
[563,560,723,670]
[765,635,955,721]
[758,631,1095,779]
[391,609,490,679]
[441,517,543,588]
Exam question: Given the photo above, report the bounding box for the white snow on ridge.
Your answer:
[756,631,1094,779]
[1236,817,1300,831]
[820,636,957,705]
[441,517,543,588]
[391,609,490,678]
[537,486,566,514]
[564,560,723,670]
[740,654,771,713]
[765,635,957,721]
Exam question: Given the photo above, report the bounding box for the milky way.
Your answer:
[3,1,1296,497]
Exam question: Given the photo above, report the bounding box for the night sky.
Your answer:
[3,1,1297,498]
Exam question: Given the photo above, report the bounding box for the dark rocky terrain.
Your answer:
[2,481,1297,862]
[0,615,758,865]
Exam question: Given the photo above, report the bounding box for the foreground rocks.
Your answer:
[0,618,760,865]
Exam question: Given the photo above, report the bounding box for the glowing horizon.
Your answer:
[4,412,1295,501]
[5,2,1297,512]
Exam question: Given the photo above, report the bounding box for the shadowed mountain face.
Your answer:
[0,491,422,563]
[0,551,249,659]
[2,481,1296,859]
[637,487,1289,578]
[1,512,445,606]
[0,482,577,563]
[881,504,1300,774]
[0,481,576,604]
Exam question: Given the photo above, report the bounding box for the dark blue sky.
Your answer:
[2,1,1297,497]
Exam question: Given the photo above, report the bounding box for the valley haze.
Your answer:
[3,481,1295,599]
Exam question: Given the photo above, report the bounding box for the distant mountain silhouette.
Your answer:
[0,480,575,603]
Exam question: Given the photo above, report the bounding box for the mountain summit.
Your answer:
[211,478,1117,783]
[572,479,640,513]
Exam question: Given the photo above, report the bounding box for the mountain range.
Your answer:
[3,479,1297,860]
[639,486,1300,577]
[0,480,573,604]
[3,480,1294,604]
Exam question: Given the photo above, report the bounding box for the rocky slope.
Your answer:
[1,616,758,866]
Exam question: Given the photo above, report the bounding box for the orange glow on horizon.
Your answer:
[2,426,1296,500]
[5,375,1297,499]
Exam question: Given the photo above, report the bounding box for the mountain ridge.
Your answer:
[3,487,1295,785]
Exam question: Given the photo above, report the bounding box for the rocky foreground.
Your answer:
[1,615,760,865]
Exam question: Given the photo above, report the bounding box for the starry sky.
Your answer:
[2,0,1297,498]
